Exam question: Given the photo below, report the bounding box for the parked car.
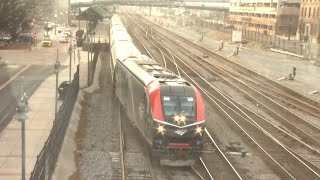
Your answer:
[41,36,52,47]
[61,29,72,37]
[57,27,66,33]
[1,34,11,41]
[62,31,71,37]
[18,33,35,43]
[69,23,76,27]
[59,35,69,43]
[0,40,9,48]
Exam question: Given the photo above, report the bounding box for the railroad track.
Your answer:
[122,14,243,180]
[110,100,158,180]
[126,15,242,180]
[125,14,320,179]
[136,17,320,156]
[108,101,124,179]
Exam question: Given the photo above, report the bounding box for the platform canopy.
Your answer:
[78,5,109,21]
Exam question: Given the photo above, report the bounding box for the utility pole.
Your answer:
[54,49,60,119]
[68,46,72,83]
[78,6,81,31]
[87,33,90,86]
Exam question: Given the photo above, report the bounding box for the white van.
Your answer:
[61,29,72,37]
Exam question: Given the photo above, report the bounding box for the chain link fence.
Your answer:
[29,65,80,180]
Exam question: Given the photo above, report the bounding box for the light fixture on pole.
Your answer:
[91,21,93,34]
[87,34,90,86]
[54,14,57,35]
[78,7,81,31]
[73,40,77,64]
[60,12,63,26]
[54,49,60,119]
[66,11,69,26]
[14,77,29,180]
[46,17,49,36]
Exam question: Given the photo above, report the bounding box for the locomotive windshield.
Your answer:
[162,96,196,123]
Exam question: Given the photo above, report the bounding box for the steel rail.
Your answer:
[140,19,320,150]
[141,14,320,113]
[135,17,320,179]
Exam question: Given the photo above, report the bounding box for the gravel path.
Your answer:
[69,51,120,180]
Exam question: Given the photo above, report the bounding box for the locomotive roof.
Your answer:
[123,57,189,86]
[110,15,190,87]
[113,41,141,61]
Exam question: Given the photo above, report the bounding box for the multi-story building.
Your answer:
[229,0,300,36]
[296,1,320,43]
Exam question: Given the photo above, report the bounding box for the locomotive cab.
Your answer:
[150,84,205,165]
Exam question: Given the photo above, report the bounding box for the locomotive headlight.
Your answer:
[174,115,180,122]
[173,115,186,124]
[157,125,166,135]
[180,115,186,124]
[196,126,203,135]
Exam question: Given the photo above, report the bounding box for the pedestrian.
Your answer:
[292,67,296,77]
[219,40,224,51]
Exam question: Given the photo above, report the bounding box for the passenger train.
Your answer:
[110,15,206,166]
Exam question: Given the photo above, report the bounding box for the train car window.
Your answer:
[180,97,195,117]
[162,96,196,118]
[162,96,178,116]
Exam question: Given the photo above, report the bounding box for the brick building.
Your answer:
[229,0,300,36]
[296,0,320,43]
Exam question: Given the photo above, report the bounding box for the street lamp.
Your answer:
[68,46,72,83]
[60,12,63,26]
[78,7,81,31]
[87,34,91,86]
[54,14,57,35]
[73,40,77,64]
[46,17,49,36]
[66,11,69,26]
[54,49,60,120]
[14,77,29,180]
[90,21,93,34]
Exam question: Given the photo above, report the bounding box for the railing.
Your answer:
[29,66,80,180]
[196,19,318,58]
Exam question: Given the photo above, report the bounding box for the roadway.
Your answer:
[0,26,76,134]
[0,23,89,179]
[0,64,53,133]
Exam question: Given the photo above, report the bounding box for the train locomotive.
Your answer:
[110,15,206,166]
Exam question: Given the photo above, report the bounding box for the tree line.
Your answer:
[0,0,34,40]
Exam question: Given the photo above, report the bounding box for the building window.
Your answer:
[305,7,307,17]
[309,7,311,17]
[301,7,304,17]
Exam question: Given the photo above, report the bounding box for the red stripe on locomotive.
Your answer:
[147,80,164,121]
[168,143,190,148]
[194,87,205,122]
